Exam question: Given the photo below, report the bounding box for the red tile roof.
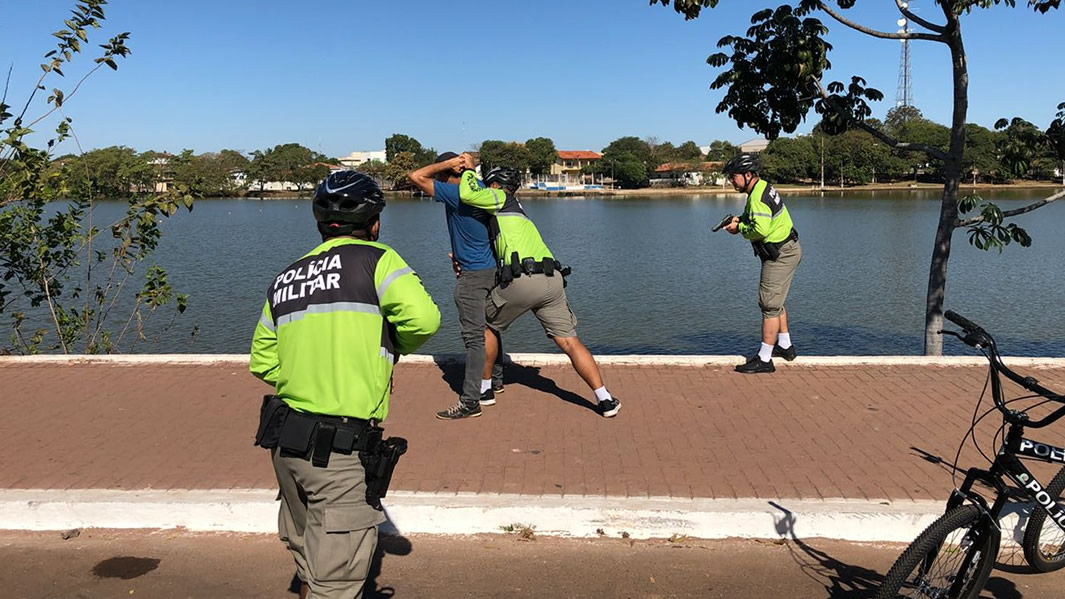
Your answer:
[557,151,602,160]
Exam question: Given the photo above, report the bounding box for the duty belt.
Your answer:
[752,228,798,262]
[255,395,381,467]
[498,252,572,286]
[767,228,798,248]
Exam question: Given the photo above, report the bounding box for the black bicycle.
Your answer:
[875,310,1065,598]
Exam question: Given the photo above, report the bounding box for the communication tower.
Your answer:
[896,5,914,108]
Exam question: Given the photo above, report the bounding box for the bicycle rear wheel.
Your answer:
[874,504,1000,599]
[1022,465,1065,572]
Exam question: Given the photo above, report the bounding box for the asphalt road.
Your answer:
[2,530,1063,598]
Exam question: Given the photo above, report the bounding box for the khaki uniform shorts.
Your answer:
[272,448,384,599]
[759,239,801,319]
[486,273,578,338]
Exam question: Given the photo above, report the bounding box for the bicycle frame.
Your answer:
[947,424,1065,537]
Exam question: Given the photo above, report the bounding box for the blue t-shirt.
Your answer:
[433,180,496,271]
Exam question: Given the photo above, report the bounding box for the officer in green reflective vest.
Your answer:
[250,171,440,599]
[722,153,802,374]
[443,152,621,418]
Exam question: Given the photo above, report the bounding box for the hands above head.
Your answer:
[459,152,477,171]
[444,155,466,174]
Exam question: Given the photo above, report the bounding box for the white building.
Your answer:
[339,150,387,168]
[737,137,770,153]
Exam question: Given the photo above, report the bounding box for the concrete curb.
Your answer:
[3,353,1064,368]
[0,490,1036,543]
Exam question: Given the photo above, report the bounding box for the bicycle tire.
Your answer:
[874,504,1000,599]
[1022,464,1065,572]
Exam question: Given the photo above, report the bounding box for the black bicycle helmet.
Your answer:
[483,166,522,192]
[722,153,761,176]
[312,171,385,227]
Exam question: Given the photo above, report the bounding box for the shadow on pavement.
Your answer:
[909,446,961,477]
[432,356,597,414]
[769,501,1034,599]
[769,501,884,598]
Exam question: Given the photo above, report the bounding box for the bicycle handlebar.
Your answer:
[944,310,986,339]
[942,310,1065,428]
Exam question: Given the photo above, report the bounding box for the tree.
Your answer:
[704,139,738,161]
[1047,103,1065,185]
[600,136,654,187]
[762,136,818,183]
[610,154,649,189]
[62,146,152,198]
[525,137,559,180]
[246,143,325,191]
[358,159,388,187]
[994,117,1046,180]
[885,104,924,132]
[675,140,705,160]
[384,133,435,167]
[383,152,417,190]
[652,0,1064,355]
[0,2,191,354]
[961,124,998,184]
[478,140,531,177]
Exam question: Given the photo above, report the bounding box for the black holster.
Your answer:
[360,436,408,510]
[751,240,780,262]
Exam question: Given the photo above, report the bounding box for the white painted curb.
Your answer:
[2,353,1064,368]
[0,489,1038,543]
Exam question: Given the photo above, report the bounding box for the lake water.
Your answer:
[22,189,1065,356]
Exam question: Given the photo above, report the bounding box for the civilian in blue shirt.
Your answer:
[409,152,504,420]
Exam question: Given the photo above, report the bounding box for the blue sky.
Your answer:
[2,1,1061,158]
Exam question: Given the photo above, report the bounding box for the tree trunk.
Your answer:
[923,13,968,356]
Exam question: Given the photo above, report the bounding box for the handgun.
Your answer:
[711,214,736,232]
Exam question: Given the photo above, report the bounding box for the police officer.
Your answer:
[448,153,621,417]
[722,153,801,374]
[250,171,440,599]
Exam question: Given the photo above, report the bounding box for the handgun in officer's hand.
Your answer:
[710,214,736,232]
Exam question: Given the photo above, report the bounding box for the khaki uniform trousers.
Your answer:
[758,239,801,319]
[272,448,385,599]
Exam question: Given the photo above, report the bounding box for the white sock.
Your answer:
[593,386,611,402]
[758,343,774,362]
[480,379,492,393]
[777,332,792,349]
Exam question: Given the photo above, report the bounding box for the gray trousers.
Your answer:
[454,267,503,407]
[272,448,383,599]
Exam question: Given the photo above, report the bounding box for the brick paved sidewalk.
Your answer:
[3,357,1065,502]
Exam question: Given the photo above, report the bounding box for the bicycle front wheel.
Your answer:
[875,504,1000,599]
[1022,465,1065,572]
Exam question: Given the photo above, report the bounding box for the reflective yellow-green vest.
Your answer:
[249,237,440,421]
[458,170,554,265]
[737,179,794,243]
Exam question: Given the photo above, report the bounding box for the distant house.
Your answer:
[737,137,770,153]
[650,162,726,187]
[339,150,387,168]
[246,163,344,192]
[146,152,173,193]
[550,150,602,185]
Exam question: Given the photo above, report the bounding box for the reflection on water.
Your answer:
[25,189,1065,356]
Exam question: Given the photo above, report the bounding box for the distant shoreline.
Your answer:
[238,181,1064,200]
